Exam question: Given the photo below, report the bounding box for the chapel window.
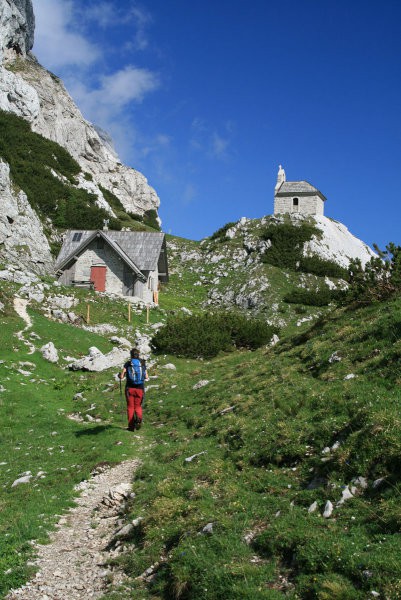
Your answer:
[293,198,299,206]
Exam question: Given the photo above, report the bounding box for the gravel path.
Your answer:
[13,298,35,354]
[7,459,139,600]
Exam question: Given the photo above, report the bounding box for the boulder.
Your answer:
[41,342,59,363]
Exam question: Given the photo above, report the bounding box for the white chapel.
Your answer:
[274,165,326,216]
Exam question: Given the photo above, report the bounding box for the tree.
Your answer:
[346,243,401,303]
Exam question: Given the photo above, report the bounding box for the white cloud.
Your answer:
[68,66,159,121]
[190,118,232,160]
[32,0,101,70]
[211,133,229,158]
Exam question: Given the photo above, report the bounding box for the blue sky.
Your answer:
[32,0,401,248]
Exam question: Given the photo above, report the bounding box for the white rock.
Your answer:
[322,500,333,518]
[193,380,210,390]
[304,214,377,268]
[201,522,214,534]
[12,474,32,487]
[308,501,318,513]
[337,486,354,506]
[344,373,356,380]
[270,334,280,346]
[41,342,59,363]
[328,351,341,363]
[185,452,207,463]
[162,363,176,370]
[0,161,53,274]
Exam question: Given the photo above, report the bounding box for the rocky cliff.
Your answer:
[0,0,160,223]
[0,159,53,274]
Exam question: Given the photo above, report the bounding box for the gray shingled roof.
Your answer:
[276,181,326,201]
[55,230,165,272]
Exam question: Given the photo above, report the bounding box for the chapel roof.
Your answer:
[275,181,327,201]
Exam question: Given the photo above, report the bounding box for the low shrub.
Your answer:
[261,222,319,269]
[152,312,279,358]
[143,209,161,231]
[284,287,345,306]
[299,256,348,279]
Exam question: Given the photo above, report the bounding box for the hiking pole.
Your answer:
[119,374,125,429]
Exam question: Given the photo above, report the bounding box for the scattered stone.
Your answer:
[323,501,333,518]
[352,476,368,489]
[344,373,356,380]
[68,346,128,372]
[308,501,318,513]
[328,351,341,363]
[201,523,214,535]
[162,363,176,370]
[114,524,134,540]
[110,336,131,347]
[12,474,33,487]
[219,406,235,415]
[337,486,354,506]
[372,478,385,489]
[269,334,280,346]
[40,342,59,363]
[185,452,207,463]
[193,380,209,390]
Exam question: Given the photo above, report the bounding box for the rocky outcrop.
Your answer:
[303,215,376,268]
[0,160,53,273]
[16,58,160,217]
[0,0,160,221]
[0,0,34,62]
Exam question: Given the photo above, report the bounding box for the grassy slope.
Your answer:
[108,297,401,599]
[0,281,165,596]
[1,275,400,598]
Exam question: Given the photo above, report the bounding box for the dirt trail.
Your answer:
[7,459,139,600]
[13,298,35,354]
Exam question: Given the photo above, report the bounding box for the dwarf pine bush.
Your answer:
[284,287,345,306]
[152,312,279,358]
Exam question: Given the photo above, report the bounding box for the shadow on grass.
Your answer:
[74,425,114,437]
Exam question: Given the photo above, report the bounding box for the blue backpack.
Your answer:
[126,358,146,385]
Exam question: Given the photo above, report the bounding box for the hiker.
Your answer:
[119,348,148,431]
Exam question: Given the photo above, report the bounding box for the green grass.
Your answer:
[0,297,142,596]
[104,296,401,599]
[1,277,401,599]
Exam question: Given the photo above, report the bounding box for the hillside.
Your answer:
[1,264,401,599]
[163,214,375,333]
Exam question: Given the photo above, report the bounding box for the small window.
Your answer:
[97,238,104,250]
[293,198,299,206]
[72,232,82,242]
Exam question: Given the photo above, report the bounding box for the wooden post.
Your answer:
[128,302,131,323]
[146,304,150,324]
[86,304,90,324]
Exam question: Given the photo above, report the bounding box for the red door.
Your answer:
[90,266,107,292]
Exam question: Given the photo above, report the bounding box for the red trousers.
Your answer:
[125,387,143,429]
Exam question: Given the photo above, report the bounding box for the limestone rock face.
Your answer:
[0,160,53,274]
[0,1,160,221]
[0,0,34,62]
[18,59,160,217]
[303,215,376,268]
[0,64,39,119]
